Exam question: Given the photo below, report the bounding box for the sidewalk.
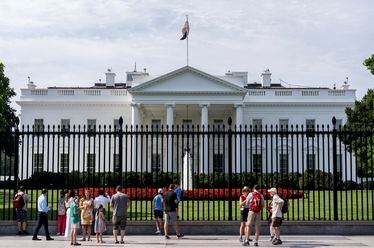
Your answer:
[0,235,373,248]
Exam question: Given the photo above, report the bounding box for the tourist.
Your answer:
[242,184,265,247]
[93,189,110,234]
[57,190,67,236]
[268,188,284,245]
[239,186,250,242]
[70,196,81,246]
[14,186,29,235]
[174,181,182,204]
[267,202,275,242]
[110,185,130,244]
[153,188,164,235]
[80,190,93,241]
[163,184,184,240]
[64,190,75,238]
[32,189,53,241]
[94,204,107,244]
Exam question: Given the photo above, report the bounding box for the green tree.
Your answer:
[364,54,374,75]
[0,62,17,156]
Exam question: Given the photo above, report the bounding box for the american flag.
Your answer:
[180,20,189,40]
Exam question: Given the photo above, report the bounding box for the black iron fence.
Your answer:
[0,117,373,221]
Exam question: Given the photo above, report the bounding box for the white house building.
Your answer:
[16,66,357,184]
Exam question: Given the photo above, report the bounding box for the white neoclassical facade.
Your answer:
[17,65,357,181]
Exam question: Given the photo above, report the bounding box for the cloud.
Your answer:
[0,0,373,112]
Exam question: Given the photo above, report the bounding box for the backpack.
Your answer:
[250,192,262,213]
[281,198,289,214]
[14,193,25,209]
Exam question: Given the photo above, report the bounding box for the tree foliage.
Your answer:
[0,62,17,155]
[364,54,374,75]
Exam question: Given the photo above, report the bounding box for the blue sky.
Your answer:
[0,0,373,111]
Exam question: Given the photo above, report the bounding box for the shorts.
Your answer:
[240,209,249,222]
[72,222,80,229]
[247,211,261,227]
[154,210,163,219]
[16,209,27,222]
[164,211,177,224]
[271,217,282,227]
[112,215,127,230]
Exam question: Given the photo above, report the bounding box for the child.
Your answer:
[153,188,164,235]
[70,197,81,246]
[267,202,275,241]
[239,186,250,242]
[57,190,66,235]
[94,204,107,244]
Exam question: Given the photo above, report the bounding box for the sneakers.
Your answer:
[239,237,243,242]
[177,233,184,239]
[272,238,282,245]
[155,230,161,235]
[254,242,258,247]
[165,235,171,240]
[242,240,250,246]
[269,235,274,241]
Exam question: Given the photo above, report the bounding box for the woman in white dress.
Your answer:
[64,190,75,238]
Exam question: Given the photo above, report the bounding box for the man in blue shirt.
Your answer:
[32,189,53,241]
[153,188,163,235]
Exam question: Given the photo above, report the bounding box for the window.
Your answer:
[279,154,288,173]
[279,119,289,132]
[87,154,95,173]
[306,119,316,130]
[33,119,44,132]
[113,119,120,131]
[87,119,96,132]
[213,119,224,131]
[60,154,69,173]
[33,153,43,173]
[252,154,262,173]
[306,154,315,170]
[213,153,224,172]
[336,154,342,178]
[335,119,343,130]
[151,119,161,131]
[61,119,70,132]
[113,154,121,172]
[252,119,262,131]
[151,153,161,172]
[182,119,192,130]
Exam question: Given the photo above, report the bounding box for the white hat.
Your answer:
[267,187,277,194]
[158,188,163,194]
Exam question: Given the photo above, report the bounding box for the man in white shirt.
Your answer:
[94,189,111,210]
[32,189,53,241]
[268,188,284,245]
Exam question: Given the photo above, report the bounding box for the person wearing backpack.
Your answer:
[14,186,29,235]
[268,188,284,245]
[242,184,265,247]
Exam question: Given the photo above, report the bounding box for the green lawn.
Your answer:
[0,189,373,221]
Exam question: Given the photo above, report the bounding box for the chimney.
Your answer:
[27,76,36,89]
[261,69,271,87]
[341,77,350,90]
[105,68,116,86]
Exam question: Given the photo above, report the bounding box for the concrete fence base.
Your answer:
[1,220,373,236]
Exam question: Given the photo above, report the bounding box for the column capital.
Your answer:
[131,102,141,108]
[234,103,245,108]
[164,103,175,108]
[199,103,210,108]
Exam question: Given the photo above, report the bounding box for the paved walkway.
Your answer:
[0,235,373,248]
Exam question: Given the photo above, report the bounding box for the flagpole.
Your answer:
[186,15,189,66]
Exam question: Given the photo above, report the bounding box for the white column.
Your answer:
[200,104,209,173]
[131,103,140,172]
[165,104,174,172]
[235,104,244,173]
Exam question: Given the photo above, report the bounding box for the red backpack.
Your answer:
[14,193,25,210]
[250,192,262,213]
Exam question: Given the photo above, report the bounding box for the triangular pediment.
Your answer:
[129,66,246,94]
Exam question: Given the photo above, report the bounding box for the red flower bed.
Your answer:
[76,187,304,201]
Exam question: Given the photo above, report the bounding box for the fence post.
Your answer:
[332,116,338,221]
[13,117,20,220]
[118,116,124,186]
[227,117,233,221]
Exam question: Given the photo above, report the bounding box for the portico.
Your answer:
[128,66,247,173]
